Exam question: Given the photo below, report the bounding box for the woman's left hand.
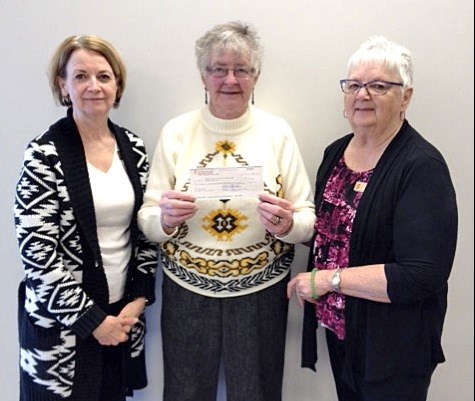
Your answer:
[118,297,147,320]
[257,193,294,236]
[287,272,317,307]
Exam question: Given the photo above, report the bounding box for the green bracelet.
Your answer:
[310,268,319,300]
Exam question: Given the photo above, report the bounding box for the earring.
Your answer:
[251,89,255,105]
[204,89,208,105]
[343,109,348,118]
[62,94,71,106]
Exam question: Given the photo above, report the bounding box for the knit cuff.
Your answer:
[70,304,107,339]
[128,272,156,306]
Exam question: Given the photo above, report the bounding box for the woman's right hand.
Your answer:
[93,315,138,346]
[159,189,197,232]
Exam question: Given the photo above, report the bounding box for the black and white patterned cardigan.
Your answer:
[14,108,158,400]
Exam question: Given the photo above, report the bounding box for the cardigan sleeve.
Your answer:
[125,132,158,305]
[385,156,458,304]
[14,139,107,338]
[128,230,158,305]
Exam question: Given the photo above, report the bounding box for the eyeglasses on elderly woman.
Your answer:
[206,66,256,79]
[340,79,404,96]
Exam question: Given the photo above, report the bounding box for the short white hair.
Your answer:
[347,36,414,87]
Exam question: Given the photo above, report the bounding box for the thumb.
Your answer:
[120,316,139,326]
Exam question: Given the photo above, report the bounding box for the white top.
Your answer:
[138,106,315,298]
[88,146,134,303]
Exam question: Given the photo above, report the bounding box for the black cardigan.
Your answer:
[302,121,458,386]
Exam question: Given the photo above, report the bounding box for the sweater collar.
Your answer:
[200,106,254,135]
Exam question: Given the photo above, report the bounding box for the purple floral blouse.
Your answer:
[313,157,373,340]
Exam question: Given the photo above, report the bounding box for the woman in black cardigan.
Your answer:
[288,36,457,401]
[14,36,157,401]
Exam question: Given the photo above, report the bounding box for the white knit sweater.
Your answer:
[139,106,315,297]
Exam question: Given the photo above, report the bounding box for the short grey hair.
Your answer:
[195,21,263,74]
[347,36,414,87]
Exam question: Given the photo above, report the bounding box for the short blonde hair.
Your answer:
[49,35,127,107]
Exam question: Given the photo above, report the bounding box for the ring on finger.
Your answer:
[273,215,282,225]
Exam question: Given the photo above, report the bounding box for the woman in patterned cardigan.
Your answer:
[14,35,157,401]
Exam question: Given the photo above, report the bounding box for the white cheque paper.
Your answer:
[190,166,263,199]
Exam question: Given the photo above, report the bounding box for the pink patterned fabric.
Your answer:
[313,158,373,339]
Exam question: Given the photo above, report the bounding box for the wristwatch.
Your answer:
[331,268,342,293]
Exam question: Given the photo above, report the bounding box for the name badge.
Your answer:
[353,181,367,193]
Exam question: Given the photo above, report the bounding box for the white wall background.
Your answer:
[1,1,473,400]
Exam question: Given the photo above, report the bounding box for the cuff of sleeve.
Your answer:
[138,207,174,242]
[276,211,315,244]
[385,262,399,303]
[129,272,156,306]
[70,304,107,339]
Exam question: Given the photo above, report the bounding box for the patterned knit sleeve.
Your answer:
[126,132,158,305]
[14,138,106,338]
[273,122,316,244]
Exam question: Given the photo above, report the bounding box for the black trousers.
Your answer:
[325,329,435,401]
[161,274,290,401]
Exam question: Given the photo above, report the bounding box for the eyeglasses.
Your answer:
[339,79,404,96]
[206,66,256,79]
